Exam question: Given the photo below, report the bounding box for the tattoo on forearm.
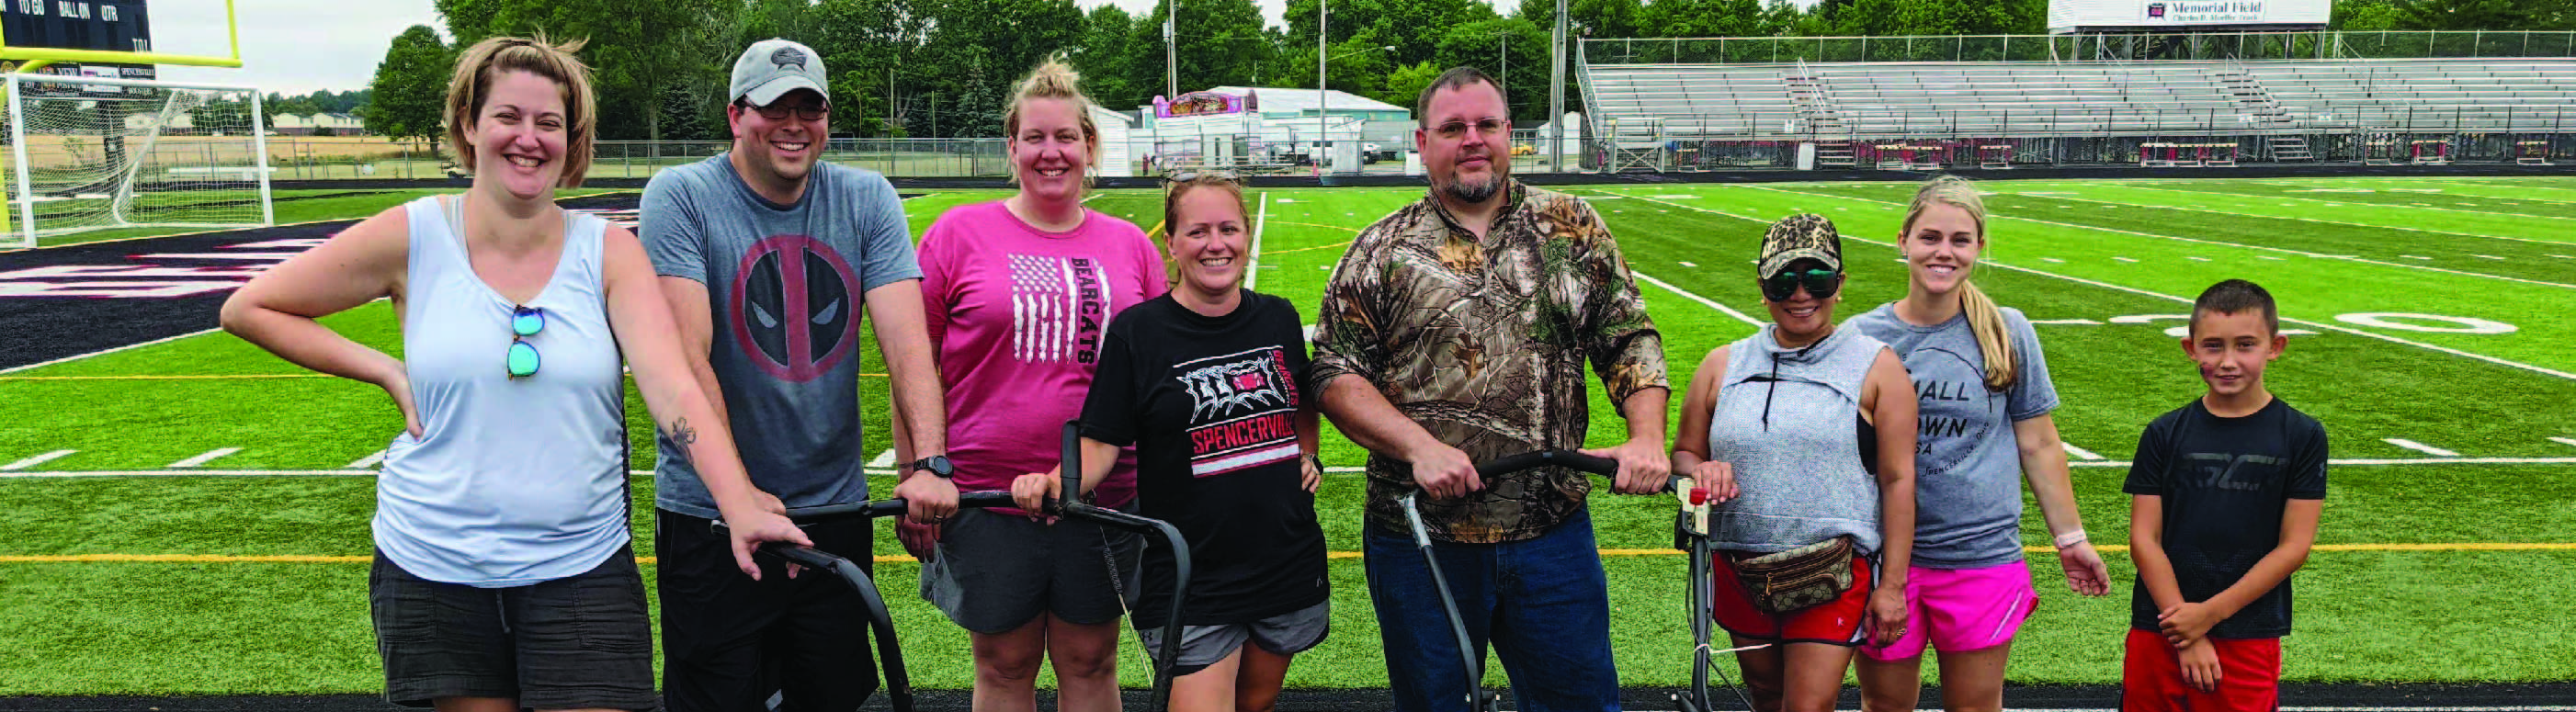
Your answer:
[664,417,699,447]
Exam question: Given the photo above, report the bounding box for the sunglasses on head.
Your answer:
[1762,267,1842,302]
[507,305,544,379]
[1166,170,1239,184]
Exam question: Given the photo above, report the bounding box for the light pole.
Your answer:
[1164,0,1177,99]
[1548,0,1569,171]
[1319,43,1393,173]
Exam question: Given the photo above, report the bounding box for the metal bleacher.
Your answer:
[1577,54,2576,169]
[2241,58,2576,133]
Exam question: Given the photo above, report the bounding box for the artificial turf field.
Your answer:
[1,175,2572,703]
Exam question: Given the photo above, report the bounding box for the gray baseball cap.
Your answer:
[732,39,828,107]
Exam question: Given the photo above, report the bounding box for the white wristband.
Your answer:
[2053,529,2089,548]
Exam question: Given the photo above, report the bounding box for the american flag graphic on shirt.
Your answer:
[1008,254,1111,364]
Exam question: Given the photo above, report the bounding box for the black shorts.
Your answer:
[369,546,656,710]
[921,506,1145,634]
[655,509,879,712]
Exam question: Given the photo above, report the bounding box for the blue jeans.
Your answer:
[1365,507,1619,712]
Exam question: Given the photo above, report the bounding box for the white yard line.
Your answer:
[0,328,221,375]
[1783,189,2576,289]
[2383,438,2461,457]
[343,450,387,469]
[2060,443,2105,460]
[1243,193,1270,290]
[2121,183,2576,223]
[2018,191,2576,248]
[867,449,897,468]
[166,447,243,469]
[1620,188,2576,383]
[0,450,74,470]
[1631,271,1765,327]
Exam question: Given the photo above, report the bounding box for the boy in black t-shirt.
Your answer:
[2122,279,2329,712]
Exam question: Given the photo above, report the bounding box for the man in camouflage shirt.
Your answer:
[1311,67,1670,712]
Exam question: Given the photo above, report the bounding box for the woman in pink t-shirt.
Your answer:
[902,60,1168,712]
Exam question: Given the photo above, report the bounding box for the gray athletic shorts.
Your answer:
[1137,599,1332,677]
[921,505,1146,634]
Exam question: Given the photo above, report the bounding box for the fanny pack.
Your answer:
[1728,535,1856,616]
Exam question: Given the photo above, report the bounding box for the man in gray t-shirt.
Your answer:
[641,39,958,712]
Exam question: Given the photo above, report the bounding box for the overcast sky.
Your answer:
[157,0,1528,96]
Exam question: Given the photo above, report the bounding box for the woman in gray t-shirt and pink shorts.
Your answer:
[1846,175,2115,712]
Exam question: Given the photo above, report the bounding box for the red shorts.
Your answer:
[1709,551,1876,646]
[2121,628,2281,712]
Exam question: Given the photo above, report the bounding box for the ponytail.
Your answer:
[1903,175,2015,391]
[1958,280,2016,391]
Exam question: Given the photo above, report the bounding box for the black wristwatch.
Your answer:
[910,456,954,479]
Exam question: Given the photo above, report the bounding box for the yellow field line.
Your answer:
[10,542,2574,565]
[1265,220,1361,233]
[1263,240,1356,256]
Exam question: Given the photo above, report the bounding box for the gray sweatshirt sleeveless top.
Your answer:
[1707,324,1887,556]
[377,195,630,587]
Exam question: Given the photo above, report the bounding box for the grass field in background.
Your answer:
[2,177,2573,695]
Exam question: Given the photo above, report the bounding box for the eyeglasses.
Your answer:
[1761,268,1841,302]
[741,100,829,121]
[1166,170,1239,183]
[1431,119,1508,140]
[507,305,544,379]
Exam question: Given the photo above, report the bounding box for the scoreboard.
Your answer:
[1,0,153,96]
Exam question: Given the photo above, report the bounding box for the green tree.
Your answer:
[186,100,252,133]
[2393,0,2570,28]
[365,25,453,148]
[739,0,825,46]
[2334,0,2407,29]
[814,0,932,137]
[435,0,738,141]
[1126,0,1270,103]
[1286,0,1492,66]
[1070,5,1138,107]
[1432,17,1548,119]
[1379,60,1442,114]
[1515,0,1641,42]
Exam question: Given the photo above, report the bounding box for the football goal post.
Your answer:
[3,73,274,248]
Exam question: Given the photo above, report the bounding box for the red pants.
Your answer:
[2121,628,2281,712]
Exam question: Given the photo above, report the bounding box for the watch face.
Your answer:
[917,457,953,477]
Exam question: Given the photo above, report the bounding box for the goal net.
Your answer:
[3,73,274,248]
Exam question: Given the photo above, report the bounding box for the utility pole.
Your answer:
[1165,0,1179,99]
[1317,0,1328,174]
[1548,0,1569,172]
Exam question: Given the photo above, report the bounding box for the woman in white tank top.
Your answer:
[221,37,807,712]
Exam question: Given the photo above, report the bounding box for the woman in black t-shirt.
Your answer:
[1013,174,1329,712]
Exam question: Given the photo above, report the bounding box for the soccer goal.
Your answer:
[3,73,274,248]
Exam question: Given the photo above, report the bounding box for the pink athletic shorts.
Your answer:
[1857,559,2038,661]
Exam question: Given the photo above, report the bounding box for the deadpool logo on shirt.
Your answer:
[730,234,860,382]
